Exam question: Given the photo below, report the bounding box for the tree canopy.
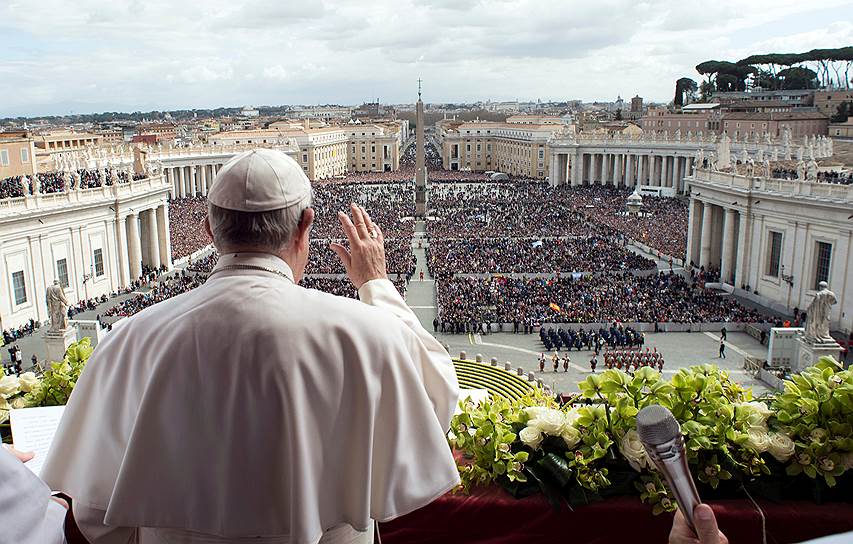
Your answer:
[674,77,698,108]
[704,46,853,90]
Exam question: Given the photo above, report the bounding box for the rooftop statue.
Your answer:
[807,159,818,181]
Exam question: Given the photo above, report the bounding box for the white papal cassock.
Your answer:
[41,252,461,544]
[0,447,66,544]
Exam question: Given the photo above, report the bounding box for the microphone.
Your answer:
[636,404,702,531]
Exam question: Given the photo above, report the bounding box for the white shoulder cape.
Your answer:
[41,260,459,544]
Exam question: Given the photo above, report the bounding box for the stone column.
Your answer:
[146,208,161,270]
[720,208,736,284]
[127,213,142,280]
[165,168,175,199]
[735,211,748,288]
[661,156,669,188]
[200,164,208,195]
[178,167,186,198]
[571,153,581,186]
[549,154,558,186]
[115,214,130,287]
[649,154,656,185]
[157,204,172,270]
[625,154,634,186]
[602,153,610,184]
[613,154,622,186]
[700,202,713,270]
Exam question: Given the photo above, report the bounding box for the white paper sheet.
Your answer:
[10,405,66,477]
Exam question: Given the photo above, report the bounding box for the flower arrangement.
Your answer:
[449,357,853,513]
[0,338,93,432]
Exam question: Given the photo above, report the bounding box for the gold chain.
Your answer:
[207,264,293,283]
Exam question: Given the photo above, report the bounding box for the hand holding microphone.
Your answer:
[636,405,729,544]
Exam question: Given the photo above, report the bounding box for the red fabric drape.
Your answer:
[380,485,853,544]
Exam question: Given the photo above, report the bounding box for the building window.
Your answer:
[538,149,544,159]
[93,248,105,276]
[0,149,8,166]
[303,154,308,162]
[56,259,69,288]
[20,148,29,163]
[814,242,832,289]
[766,231,783,277]
[12,270,26,305]
[466,144,471,152]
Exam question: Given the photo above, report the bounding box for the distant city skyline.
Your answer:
[1,0,852,118]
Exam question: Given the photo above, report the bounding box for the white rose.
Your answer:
[18,372,39,393]
[0,375,20,398]
[619,429,651,472]
[561,426,581,449]
[563,408,581,427]
[767,433,796,462]
[528,409,567,436]
[736,401,773,427]
[10,396,26,409]
[0,397,8,410]
[745,427,771,453]
[519,426,544,449]
[523,406,551,421]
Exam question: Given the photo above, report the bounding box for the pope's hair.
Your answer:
[207,201,310,251]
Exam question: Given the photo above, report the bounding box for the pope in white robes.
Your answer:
[41,149,461,544]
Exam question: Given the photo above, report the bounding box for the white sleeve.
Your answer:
[358,278,459,431]
[0,447,67,544]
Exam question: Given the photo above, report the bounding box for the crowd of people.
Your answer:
[307,240,416,276]
[104,273,205,318]
[2,319,39,345]
[301,277,409,299]
[540,324,644,352]
[0,168,147,200]
[428,236,655,276]
[310,182,415,239]
[425,182,687,266]
[169,196,211,260]
[435,271,770,331]
[772,166,853,185]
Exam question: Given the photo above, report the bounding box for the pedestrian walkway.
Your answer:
[405,220,439,332]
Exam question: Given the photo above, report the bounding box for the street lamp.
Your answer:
[780,264,795,287]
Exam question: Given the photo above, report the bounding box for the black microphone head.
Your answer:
[636,404,681,445]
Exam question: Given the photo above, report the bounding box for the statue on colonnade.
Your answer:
[46,279,69,333]
[807,159,818,181]
[804,282,837,344]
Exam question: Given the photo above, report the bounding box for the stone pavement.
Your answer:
[433,329,772,396]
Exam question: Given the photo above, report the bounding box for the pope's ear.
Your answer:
[203,216,214,242]
[298,208,315,245]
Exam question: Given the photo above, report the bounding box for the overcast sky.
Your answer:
[1,0,851,117]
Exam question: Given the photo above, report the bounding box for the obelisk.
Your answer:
[415,79,428,217]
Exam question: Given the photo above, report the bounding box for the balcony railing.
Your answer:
[0,174,171,216]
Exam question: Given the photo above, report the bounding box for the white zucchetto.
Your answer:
[207,149,312,212]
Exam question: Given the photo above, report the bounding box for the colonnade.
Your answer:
[549,150,695,193]
[115,203,172,287]
[686,199,746,287]
[163,163,225,199]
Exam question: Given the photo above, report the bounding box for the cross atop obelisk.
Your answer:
[415,79,427,217]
